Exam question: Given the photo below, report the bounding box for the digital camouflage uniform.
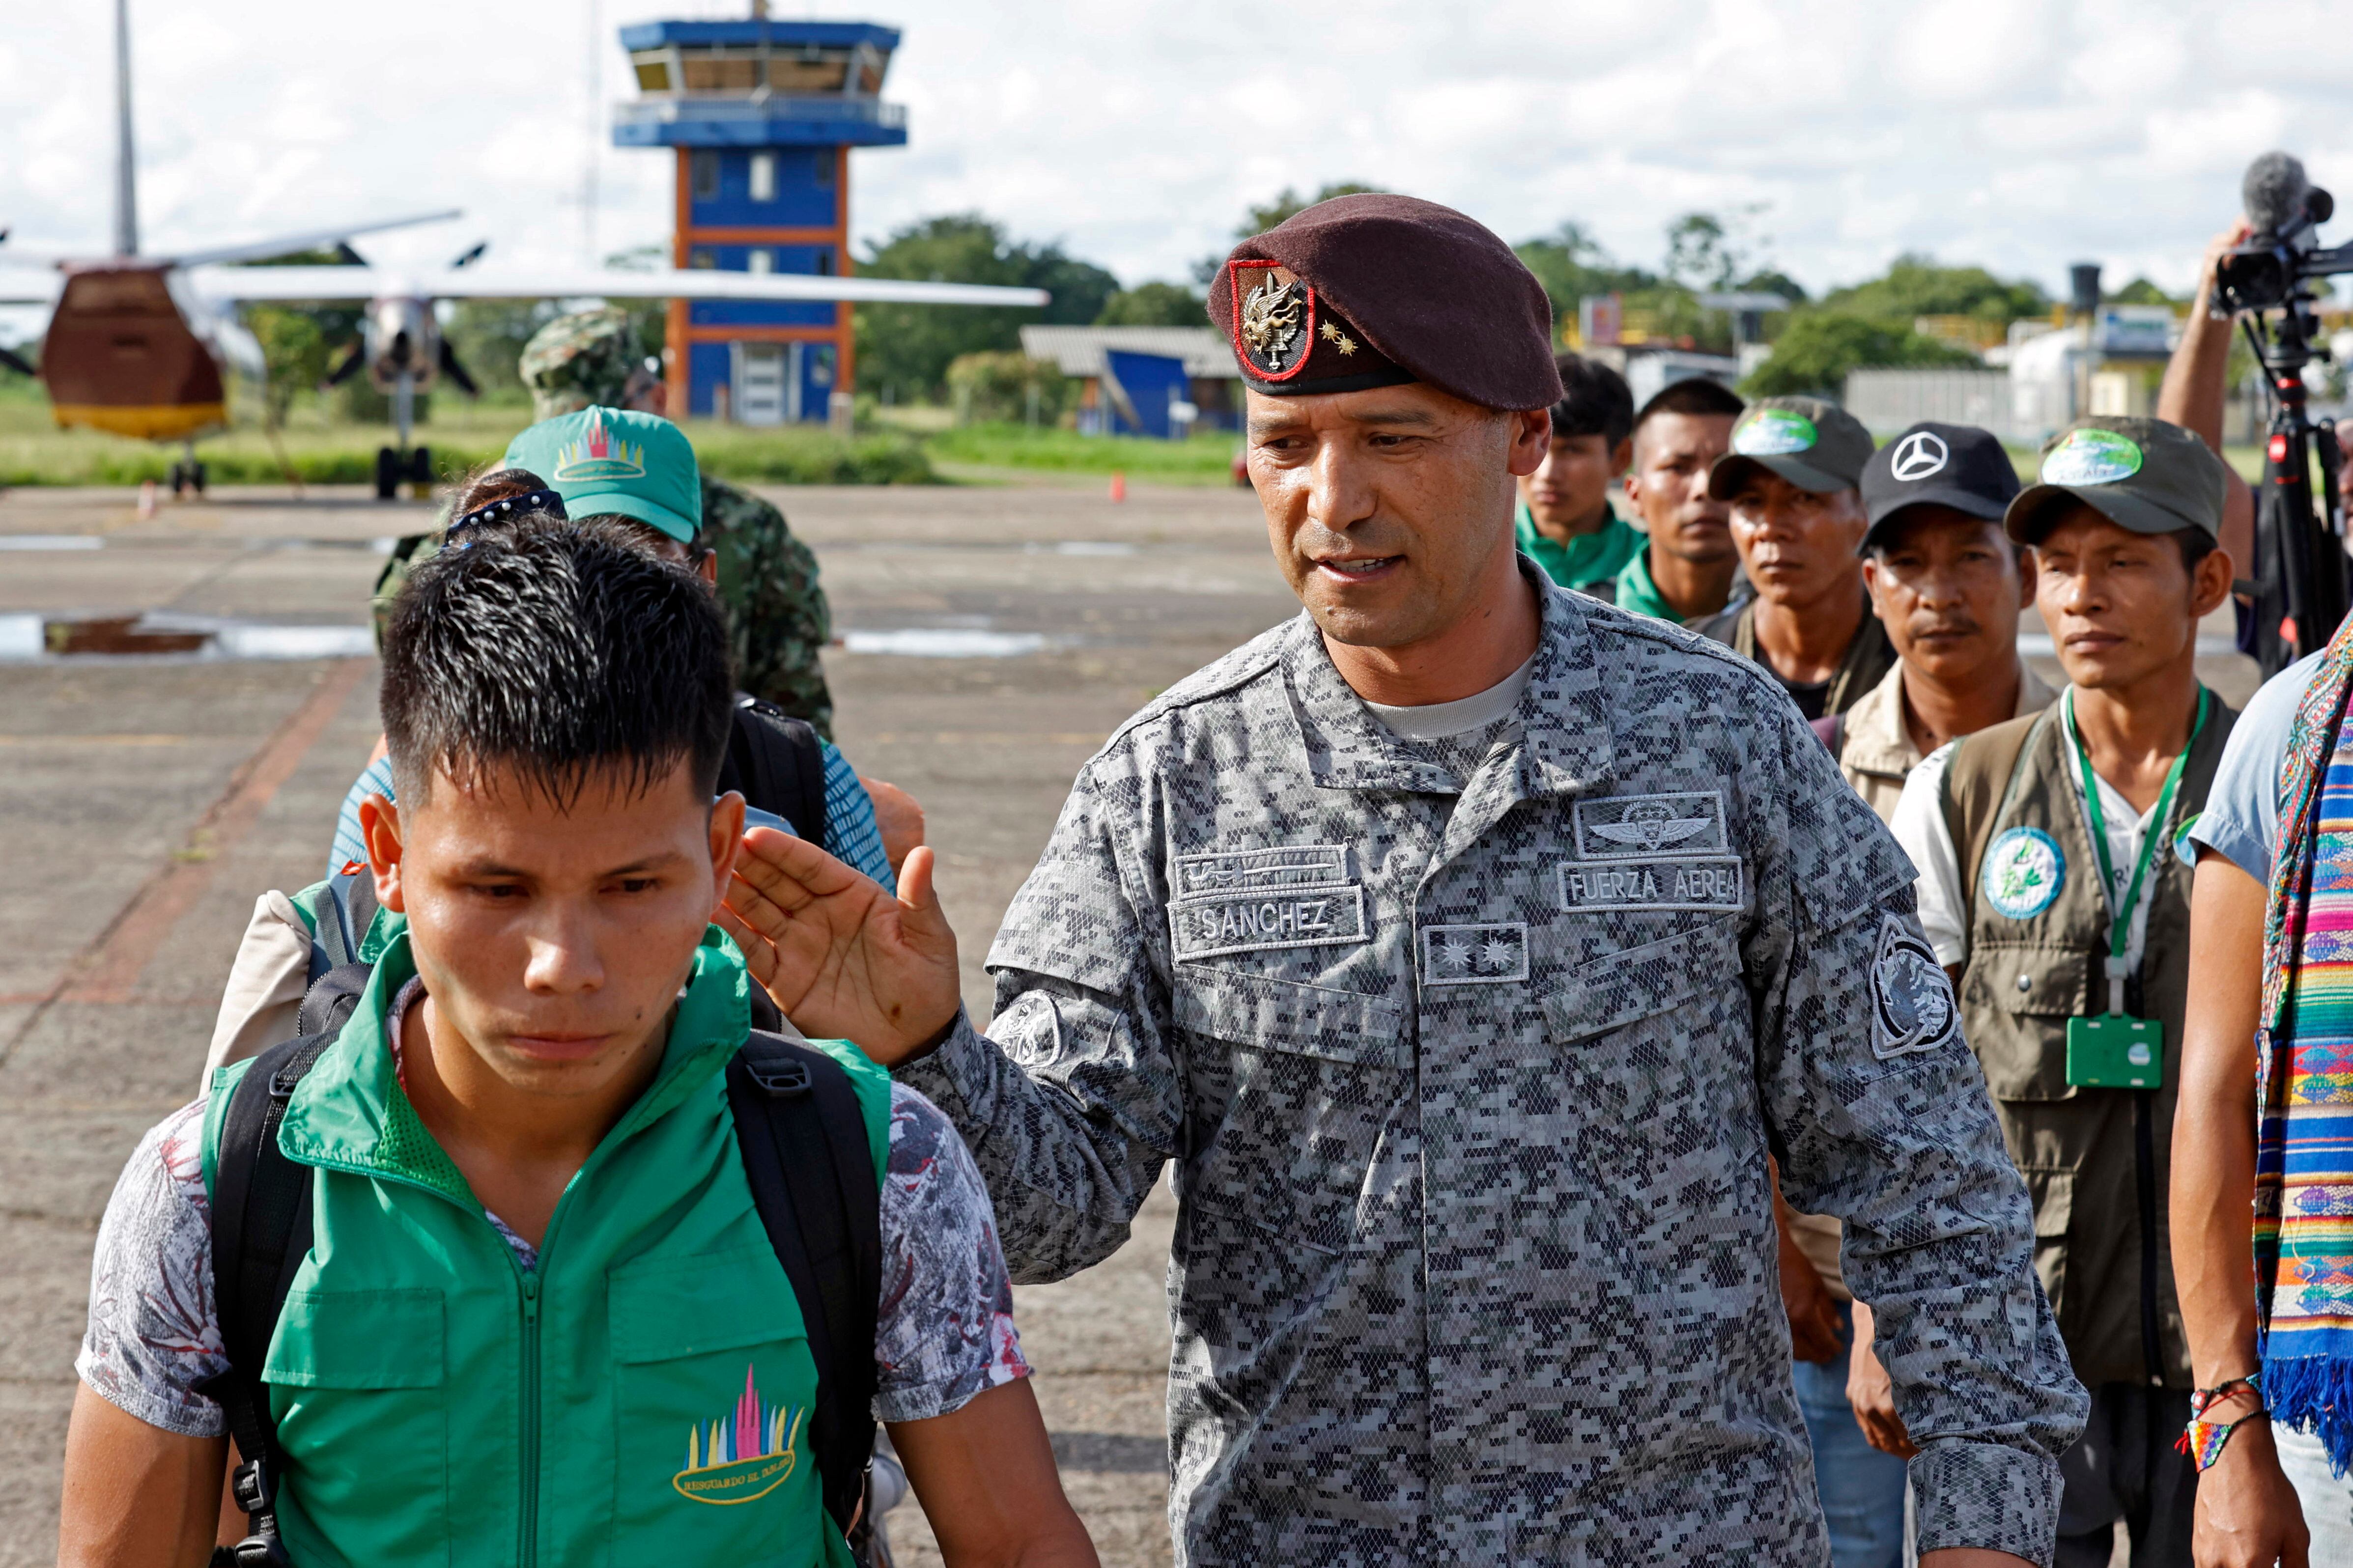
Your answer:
[895,573,2087,1567]
[369,309,835,731]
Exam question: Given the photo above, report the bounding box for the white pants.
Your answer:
[2273,1422,2353,1563]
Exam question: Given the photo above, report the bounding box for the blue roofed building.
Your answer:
[613,12,907,424]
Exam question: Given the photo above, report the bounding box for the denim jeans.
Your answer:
[2273,1421,2353,1564]
[1794,1301,1910,1568]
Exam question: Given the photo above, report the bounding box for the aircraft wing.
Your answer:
[0,268,63,306]
[185,265,1049,308]
[167,210,462,269]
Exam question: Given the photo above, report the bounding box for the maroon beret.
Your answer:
[1206,193,1563,412]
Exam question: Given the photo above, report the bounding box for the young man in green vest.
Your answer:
[1613,376,1749,622]
[1884,416,2237,1567]
[1694,396,1896,719]
[58,524,1096,1567]
[1513,352,1643,598]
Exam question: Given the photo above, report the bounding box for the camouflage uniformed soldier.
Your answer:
[373,308,836,734]
[720,196,2085,1567]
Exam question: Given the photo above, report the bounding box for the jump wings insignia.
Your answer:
[1584,799,1715,851]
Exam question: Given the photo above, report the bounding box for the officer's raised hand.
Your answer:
[718,824,963,1062]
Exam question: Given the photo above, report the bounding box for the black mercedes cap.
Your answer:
[1859,421,2023,550]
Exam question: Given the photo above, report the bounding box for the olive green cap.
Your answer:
[1708,395,1876,498]
[2005,416,2229,545]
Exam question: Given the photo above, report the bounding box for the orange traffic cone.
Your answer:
[1109,472,1126,503]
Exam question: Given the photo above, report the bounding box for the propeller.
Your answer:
[322,340,367,388]
[332,241,368,266]
[437,337,480,397]
[450,240,488,269]
[0,341,35,378]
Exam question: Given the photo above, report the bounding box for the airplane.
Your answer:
[0,0,1049,498]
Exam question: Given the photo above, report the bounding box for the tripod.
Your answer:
[2242,291,2348,678]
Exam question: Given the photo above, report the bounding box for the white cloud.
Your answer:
[0,0,2346,321]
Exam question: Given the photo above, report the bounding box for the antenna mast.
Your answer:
[113,0,139,256]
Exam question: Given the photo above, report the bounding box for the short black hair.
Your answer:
[2170,526,2218,573]
[382,521,733,810]
[1550,352,1634,448]
[1634,375,1745,438]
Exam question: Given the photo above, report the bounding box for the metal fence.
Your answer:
[1842,369,2025,442]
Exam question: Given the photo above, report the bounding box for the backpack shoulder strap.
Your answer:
[732,696,829,850]
[1940,711,2044,932]
[307,868,378,982]
[725,1030,882,1541]
[1808,712,1845,757]
[196,1030,338,1566]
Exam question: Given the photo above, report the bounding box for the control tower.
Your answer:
[613,15,907,423]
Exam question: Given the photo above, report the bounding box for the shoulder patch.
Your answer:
[1871,913,1960,1061]
[991,992,1063,1069]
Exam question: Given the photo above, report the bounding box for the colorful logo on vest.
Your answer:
[1870,913,1960,1061]
[1982,825,2067,920]
[552,408,647,482]
[673,1365,804,1506]
[2041,427,2143,487]
[1733,408,1818,457]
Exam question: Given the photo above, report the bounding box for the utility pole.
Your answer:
[113,0,139,257]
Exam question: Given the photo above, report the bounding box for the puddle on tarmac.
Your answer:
[0,613,375,662]
[841,628,1051,658]
[0,535,104,551]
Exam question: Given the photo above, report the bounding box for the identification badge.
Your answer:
[2065,1014,2163,1089]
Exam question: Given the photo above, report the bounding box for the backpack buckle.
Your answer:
[746,1056,812,1097]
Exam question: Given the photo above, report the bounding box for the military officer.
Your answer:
[719,194,2085,1567]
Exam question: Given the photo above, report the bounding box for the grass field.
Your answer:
[0,388,936,487]
[924,422,1241,484]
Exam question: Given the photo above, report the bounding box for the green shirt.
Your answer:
[1613,543,1681,622]
[1514,500,1644,594]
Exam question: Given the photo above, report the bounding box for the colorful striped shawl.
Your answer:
[2258,626,2353,1475]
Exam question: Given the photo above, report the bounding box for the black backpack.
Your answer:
[719,695,829,851]
[200,778,876,1564]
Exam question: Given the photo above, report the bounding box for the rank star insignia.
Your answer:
[1334,333,1357,355]
[1319,322,1340,342]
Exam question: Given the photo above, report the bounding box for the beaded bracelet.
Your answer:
[2178,1373,2267,1472]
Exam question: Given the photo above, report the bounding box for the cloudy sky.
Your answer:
[3,0,2349,316]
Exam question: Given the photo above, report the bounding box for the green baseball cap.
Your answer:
[2004,416,2229,545]
[1708,395,1876,499]
[502,407,702,543]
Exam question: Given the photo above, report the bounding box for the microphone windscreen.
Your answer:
[2244,151,2311,237]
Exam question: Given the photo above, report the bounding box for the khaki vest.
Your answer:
[1945,697,2234,1389]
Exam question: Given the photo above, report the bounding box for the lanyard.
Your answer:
[2066,685,2210,1016]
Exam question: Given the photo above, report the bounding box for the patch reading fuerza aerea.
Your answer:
[1557,856,1744,913]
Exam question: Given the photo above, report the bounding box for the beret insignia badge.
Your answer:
[1231,263,1314,380]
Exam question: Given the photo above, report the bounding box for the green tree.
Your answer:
[944,351,1072,424]
[1664,212,1739,290]
[1735,268,1810,306]
[1740,311,1977,398]
[1513,222,1658,342]
[234,247,365,427]
[853,214,1111,402]
[1819,254,2047,322]
[1237,182,1384,238]
[1096,281,1206,327]
[2104,276,2177,306]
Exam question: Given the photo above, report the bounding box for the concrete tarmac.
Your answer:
[0,480,2256,1567]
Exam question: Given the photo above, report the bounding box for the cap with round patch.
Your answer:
[1708,395,1875,498]
[1207,193,1563,411]
[1858,420,2022,549]
[502,407,702,543]
[2004,416,2228,545]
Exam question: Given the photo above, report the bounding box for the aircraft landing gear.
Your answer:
[168,442,207,498]
[373,444,432,501]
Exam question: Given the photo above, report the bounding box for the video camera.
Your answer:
[2214,152,2353,315]
[2215,152,2353,675]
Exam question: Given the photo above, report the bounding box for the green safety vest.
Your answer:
[202,927,893,1567]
